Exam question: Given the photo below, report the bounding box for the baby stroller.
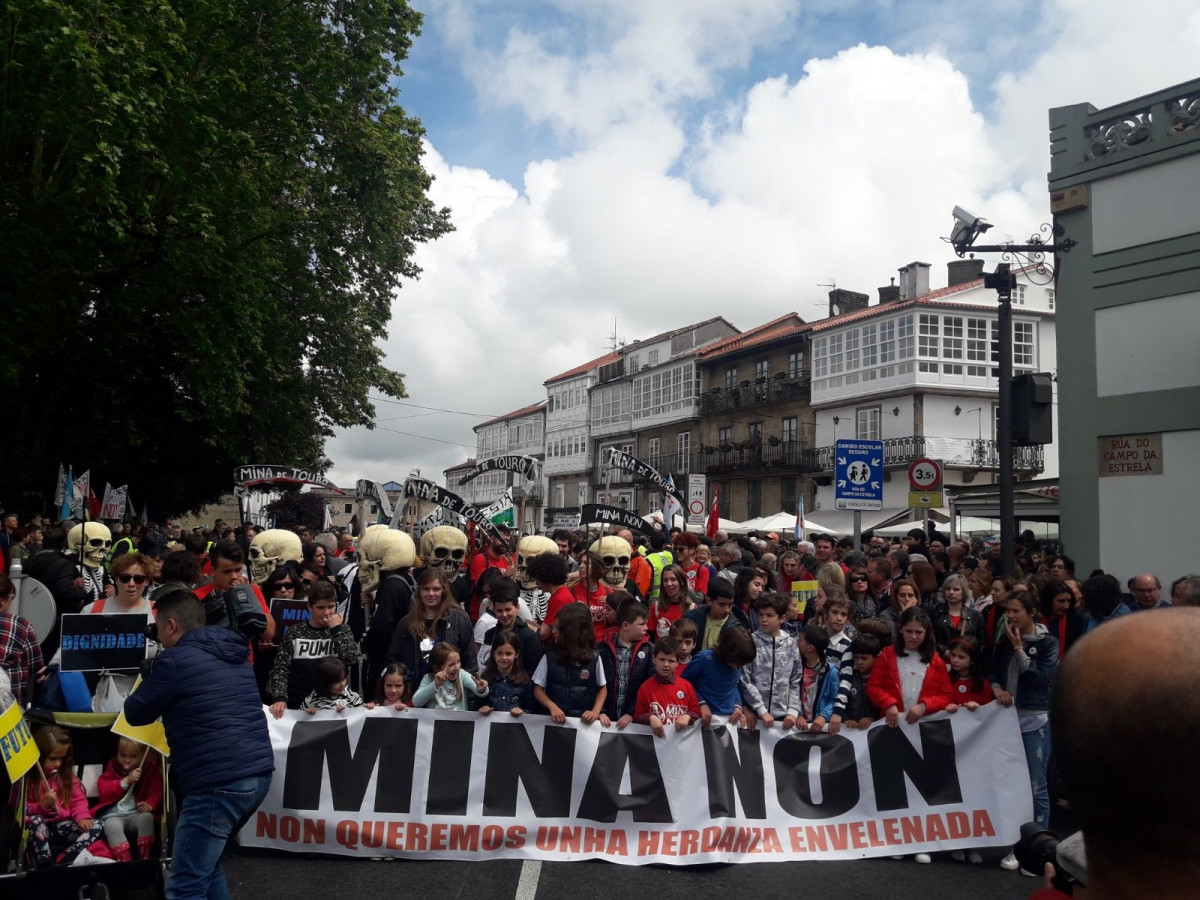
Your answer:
[1,711,175,899]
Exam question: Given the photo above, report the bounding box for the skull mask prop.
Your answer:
[515,535,559,590]
[420,526,468,581]
[248,529,303,585]
[357,527,416,593]
[69,522,112,569]
[589,535,632,589]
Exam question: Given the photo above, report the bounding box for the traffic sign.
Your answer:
[687,474,707,526]
[834,440,884,511]
[908,458,943,492]
[909,491,944,509]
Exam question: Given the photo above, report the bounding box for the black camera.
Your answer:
[205,584,268,639]
[1015,822,1084,896]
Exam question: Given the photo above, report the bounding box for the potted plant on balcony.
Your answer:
[718,442,733,453]
[767,435,782,446]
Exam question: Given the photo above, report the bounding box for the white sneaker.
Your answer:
[1000,851,1019,871]
[950,850,966,862]
[968,852,983,864]
[914,853,932,864]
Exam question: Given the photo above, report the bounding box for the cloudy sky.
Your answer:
[326,0,1200,487]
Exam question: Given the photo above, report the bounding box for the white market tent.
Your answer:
[734,511,837,536]
[641,511,743,533]
[873,516,1002,538]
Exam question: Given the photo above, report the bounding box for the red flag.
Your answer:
[88,481,102,519]
[705,487,720,538]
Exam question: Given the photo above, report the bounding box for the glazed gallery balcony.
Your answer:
[700,374,811,415]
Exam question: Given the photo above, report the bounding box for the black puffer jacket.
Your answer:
[387,607,477,695]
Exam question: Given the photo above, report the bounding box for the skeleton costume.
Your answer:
[514,535,559,624]
[68,522,113,603]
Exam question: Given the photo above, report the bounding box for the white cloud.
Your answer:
[328,1,1200,488]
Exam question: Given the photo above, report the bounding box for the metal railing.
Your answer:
[700,375,811,415]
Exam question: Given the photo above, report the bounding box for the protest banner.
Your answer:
[0,702,39,781]
[403,478,501,540]
[59,613,148,672]
[234,465,342,492]
[271,599,312,638]
[580,504,653,535]
[458,455,539,484]
[604,449,685,509]
[790,580,819,618]
[240,703,1032,865]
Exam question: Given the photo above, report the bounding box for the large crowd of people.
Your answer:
[3,510,1199,894]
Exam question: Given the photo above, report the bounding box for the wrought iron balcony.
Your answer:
[511,484,544,504]
[805,436,1044,475]
[694,440,830,476]
[700,374,811,415]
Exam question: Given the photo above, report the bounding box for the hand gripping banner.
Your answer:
[241,704,1032,865]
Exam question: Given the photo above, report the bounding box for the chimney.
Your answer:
[947,258,985,287]
[898,261,931,301]
[828,288,869,318]
[878,278,901,305]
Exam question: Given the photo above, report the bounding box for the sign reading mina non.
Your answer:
[604,449,685,507]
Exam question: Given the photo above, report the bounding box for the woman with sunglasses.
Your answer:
[77,553,159,711]
[263,565,304,601]
[845,567,878,620]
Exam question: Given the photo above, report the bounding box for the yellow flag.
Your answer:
[111,677,171,757]
[0,702,39,781]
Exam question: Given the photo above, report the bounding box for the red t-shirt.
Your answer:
[542,585,579,628]
[469,551,512,584]
[948,676,993,707]
[648,601,685,640]
[682,563,709,597]
[635,674,701,725]
[570,581,614,643]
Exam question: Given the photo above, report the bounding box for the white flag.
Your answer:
[54,464,67,506]
[662,476,683,528]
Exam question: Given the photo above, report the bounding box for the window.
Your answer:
[725,367,737,389]
[856,406,881,440]
[647,437,660,465]
[369,504,378,514]
[719,483,731,519]
[748,421,763,443]
[782,416,798,442]
[787,351,803,377]
[718,426,732,446]
[1014,321,1035,368]
[676,431,690,464]
[943,316,963,360]
[813,338,828,377]
[845,329,860,371]
[1013,284,1026,306]
[898,314,914,359]
[919,314,939,358]
[343,503,353,514]
[628,354,640,372]
[829,333,844,375]
[633,362,695,419]
[648,349,659,366]
[861,325,876,368]
[554,484,564,508]
[755,359,769,379]
[780,476,797,514]
[621,443,633,455]
[879,320,895,363]
[1047,289,1055,310]
[747,480,762,519]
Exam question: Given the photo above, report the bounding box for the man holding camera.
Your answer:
[192,539,276,653]
[124,588,274,899]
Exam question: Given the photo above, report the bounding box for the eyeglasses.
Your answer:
[276,582,296,590]
[117,574,148,585]
[849,575,868,582]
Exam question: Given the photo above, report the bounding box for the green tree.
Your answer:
[0,0,451,516]
[263,492,326,533]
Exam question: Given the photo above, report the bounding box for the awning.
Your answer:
[736,512,837,536]
[799,508,911,537]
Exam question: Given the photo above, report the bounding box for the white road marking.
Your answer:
[515,859,542,900]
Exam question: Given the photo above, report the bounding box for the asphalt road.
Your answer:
[224,847,1037,900]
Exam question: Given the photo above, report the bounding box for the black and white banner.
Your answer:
[459,455,540,484]
[604,449,684,507]
[240,704,1031,865]
[354,480,395,521]
[403,479,501,539]
[580,504,654,535]
[235,465,341,491]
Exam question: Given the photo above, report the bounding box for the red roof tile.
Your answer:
[443,459,477,473]
[474,400,547,430]
[699,313,809,360]
[544,351,621,386]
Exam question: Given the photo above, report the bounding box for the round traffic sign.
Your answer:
[688,499,705,515]
[908,458,942,491]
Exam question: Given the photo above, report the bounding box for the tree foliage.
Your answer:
[0,0,451,516]
[263,491,326,533]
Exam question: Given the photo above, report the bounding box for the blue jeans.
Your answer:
[168,775,272,900]
[1021,723,1051,826]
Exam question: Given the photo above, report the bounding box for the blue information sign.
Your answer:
[834,440,884,510]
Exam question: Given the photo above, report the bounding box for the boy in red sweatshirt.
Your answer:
[634,635,701,737]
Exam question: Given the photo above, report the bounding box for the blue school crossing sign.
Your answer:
[834,439,884,510]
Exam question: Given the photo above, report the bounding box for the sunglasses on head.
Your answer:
[117,574,147,585]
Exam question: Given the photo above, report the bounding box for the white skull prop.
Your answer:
[590,535,632,589]
[248,528,303,585]
[357,527,416,593]
[69,522,111,569]
[420,526,468,581]
[515,535,559,590]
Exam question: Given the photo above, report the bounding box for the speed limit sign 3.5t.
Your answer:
[908,458,942,508]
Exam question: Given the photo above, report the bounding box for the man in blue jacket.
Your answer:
[124,588,274,900]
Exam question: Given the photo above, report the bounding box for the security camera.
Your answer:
[950,206,992,249]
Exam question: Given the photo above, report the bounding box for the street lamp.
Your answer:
[945,208,1075,577]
